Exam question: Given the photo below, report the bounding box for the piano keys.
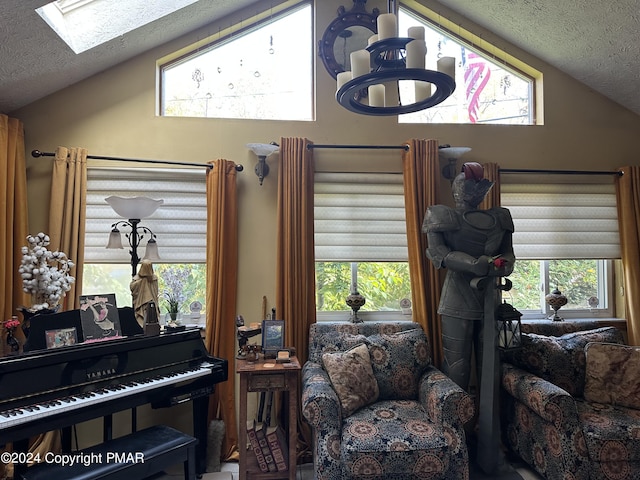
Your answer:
[0,326,227,476]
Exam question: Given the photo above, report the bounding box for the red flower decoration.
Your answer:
[4,318,20,329]
[493,257,507,269]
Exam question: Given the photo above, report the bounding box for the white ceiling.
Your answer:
[1,0,639,116]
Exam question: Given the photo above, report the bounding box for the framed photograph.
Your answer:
[261,319,285,356]
[45,327,78,349]
[79,293,121,341]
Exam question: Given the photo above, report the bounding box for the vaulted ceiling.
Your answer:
[2,0,639,116]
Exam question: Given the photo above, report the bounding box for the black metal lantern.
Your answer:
[496,300,522,350]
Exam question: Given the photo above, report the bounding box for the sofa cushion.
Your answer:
[341,399,458,478]
[504,327,624,397]
[367,328,431,400]
[322,343,379,417]
[577,399,640,463]
[584,342,640,409]
[309,331,368,364]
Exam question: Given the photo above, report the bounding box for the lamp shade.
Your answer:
[439,146,471,160]
[106,229,124,249]
[246,143,279,157]
[105,196,163,219]
[143,238,161,261]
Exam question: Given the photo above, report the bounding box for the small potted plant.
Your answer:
[164,292,181,321]
[162,266,189,324]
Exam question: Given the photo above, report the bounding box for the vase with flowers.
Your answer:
[18,233,75,335]
[4,316,22,355]
[162,266,189,324]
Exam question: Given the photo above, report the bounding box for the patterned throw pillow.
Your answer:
[584,342,640,409]
[322,343,379,417]
[308,331,368,364]
[504,327,624,397]
[367,328,431,400]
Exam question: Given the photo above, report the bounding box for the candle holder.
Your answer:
[336,37,456,116]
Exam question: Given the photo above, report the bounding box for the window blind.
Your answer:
[501,182,620,259]
[85,167,207,264]
[314,172,408,262]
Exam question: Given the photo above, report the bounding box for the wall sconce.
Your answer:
[246,143,279,186]
[105,196,163,276]
[439,145,471,182]
[496,300,523,350]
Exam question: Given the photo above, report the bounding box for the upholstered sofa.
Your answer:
[301,321,475,480]
[501,321,640,480]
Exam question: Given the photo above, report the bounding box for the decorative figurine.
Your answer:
[545,287,568,321]
[423,162,515,391]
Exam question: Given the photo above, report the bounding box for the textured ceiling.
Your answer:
[1,0,639,116]
[0,0,258,114]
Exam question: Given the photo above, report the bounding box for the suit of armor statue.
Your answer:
[423,162,515,390]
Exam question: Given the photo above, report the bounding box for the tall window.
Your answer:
[160,2,313,121]
[502,179,620,318]
[314,172,412,320]
[83,167,208,319]
[398,6,536,125]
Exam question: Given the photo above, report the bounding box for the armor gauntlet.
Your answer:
[442,251,491,276]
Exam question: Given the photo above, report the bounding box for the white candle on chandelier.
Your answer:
[406,39,427,69]
[336,71,352,91]
[415,81,432,102]
[368,84,385,107]
[350,49,370,78]
[407,26,425,40]
[377,13,397,40]
[437,56,455,79]
[367,34,378,46]
[384,81,400,107]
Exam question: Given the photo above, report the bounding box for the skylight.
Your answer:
[36,0,199,54]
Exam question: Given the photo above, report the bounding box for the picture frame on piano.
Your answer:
[44,327,78,349]
[261,319,284,357]
[79,293,122,341]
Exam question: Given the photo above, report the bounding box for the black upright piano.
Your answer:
[0,309,228,476]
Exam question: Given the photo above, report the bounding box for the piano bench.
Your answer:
[20,425,198,480]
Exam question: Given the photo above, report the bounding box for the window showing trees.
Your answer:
[83,167,208,321]
[314,172,412,319]
[508,259,614,318]
[502,180,619,319]
[83,264,207,321]
[160,2,312,121]
[316,262,411,313]
[397,6,535,124]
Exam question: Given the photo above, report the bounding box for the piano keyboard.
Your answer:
[0,362,215,429]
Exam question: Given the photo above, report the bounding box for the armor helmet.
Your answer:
[452,162,494,208]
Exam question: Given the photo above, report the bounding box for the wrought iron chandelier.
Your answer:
[335,1,456,116]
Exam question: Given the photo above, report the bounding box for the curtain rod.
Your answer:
[31,150,244,171]
[499,167,622,176]
[307,144,410,151]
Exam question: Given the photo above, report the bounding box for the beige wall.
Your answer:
[10,0,640,446]
[14,0,640,322]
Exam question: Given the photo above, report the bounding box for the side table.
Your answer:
[237,356,301,480]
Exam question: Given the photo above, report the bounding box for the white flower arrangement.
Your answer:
[18,232,75,311]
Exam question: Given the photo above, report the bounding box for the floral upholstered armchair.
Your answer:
[501,322,640,480]
[301,321,475,480]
